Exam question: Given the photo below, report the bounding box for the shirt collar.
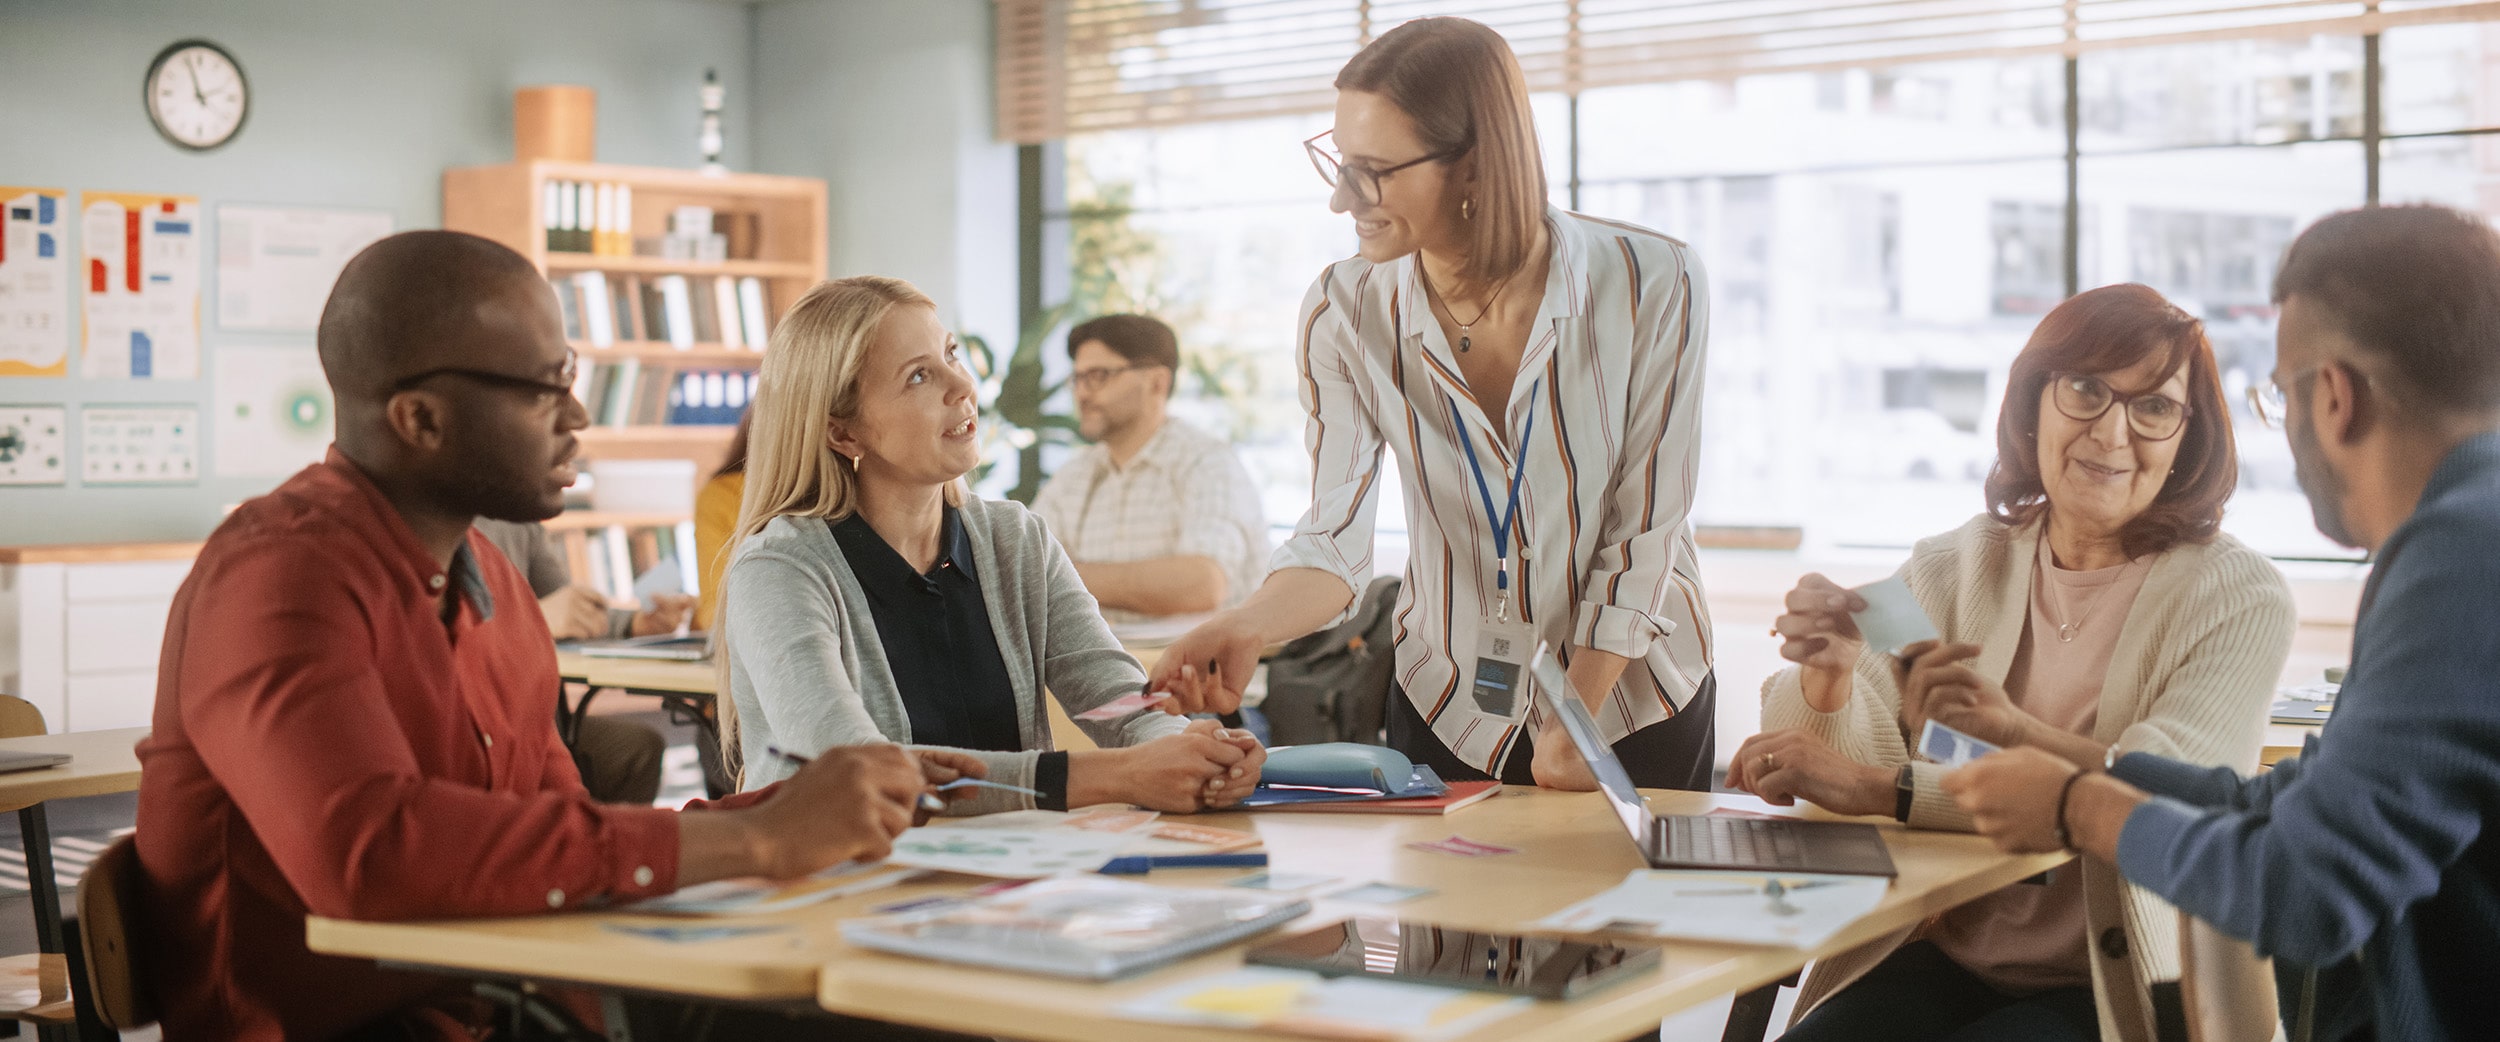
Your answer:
[1110,419,1182,474]
[1395,206,1586,345]
[829,505,977,590]
[449,539,497,621]
[317,446,499,616]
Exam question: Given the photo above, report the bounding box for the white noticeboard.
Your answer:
[212,344,332,478]
[81,192,202,380]
[81,405,200,484]
[216,205,394,332]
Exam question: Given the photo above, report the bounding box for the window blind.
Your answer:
[997,0,2500,142]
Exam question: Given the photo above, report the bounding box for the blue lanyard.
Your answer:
[1446,381,1538,618]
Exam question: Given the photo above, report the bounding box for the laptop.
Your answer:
[0,749,70,774]
[1527,646,1898,878]
[562,634,710,661]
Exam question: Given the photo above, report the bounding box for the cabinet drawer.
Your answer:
[67,601,174,674]
[65,671,157,732]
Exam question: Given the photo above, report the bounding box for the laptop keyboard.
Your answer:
[1663,815,1809,869]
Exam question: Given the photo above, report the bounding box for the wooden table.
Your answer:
[2262,721,2321,767]
[0,728,146,976]
[308,787,2066,1042]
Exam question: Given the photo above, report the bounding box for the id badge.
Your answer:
[1467,617,1537,721]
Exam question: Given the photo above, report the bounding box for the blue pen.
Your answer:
[1096,853,1270,875]
[767,745,947,816]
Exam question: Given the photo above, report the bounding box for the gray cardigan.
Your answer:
[720,497,1186,813]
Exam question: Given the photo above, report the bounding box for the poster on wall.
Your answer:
[216,204,393,332]
[0,405,68,485]
[81,191,201,380]
[0,187,71,377]
[212,344,331,478]
[81,404,199,484]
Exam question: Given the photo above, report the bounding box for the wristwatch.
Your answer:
[1893,763,1915,822]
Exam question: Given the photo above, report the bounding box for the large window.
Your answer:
[1032,21,2500,560]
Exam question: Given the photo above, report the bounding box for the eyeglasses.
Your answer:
[2247,365,2325,430]
[1304,130,1464,208]
[1069,363,1156,394]
[2048,372,2191,441]
[391,349,580,410]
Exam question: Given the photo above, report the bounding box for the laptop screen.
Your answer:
[1526,645,1652,845]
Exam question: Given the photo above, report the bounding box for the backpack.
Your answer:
[1259,576,1401,746]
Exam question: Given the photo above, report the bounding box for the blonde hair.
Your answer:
[1335,17,1548,292]
[712,275,953,784]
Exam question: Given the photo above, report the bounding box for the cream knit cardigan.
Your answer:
[1761,513,2294,1042]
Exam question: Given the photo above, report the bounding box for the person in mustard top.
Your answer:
[694,408,751,631]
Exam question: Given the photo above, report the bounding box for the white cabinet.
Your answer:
[0,547,199,733]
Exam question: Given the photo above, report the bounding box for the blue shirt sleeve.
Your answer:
[2111,522,2500,966]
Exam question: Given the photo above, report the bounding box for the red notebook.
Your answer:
[1246,781,1502,815]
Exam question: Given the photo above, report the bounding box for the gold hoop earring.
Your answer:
[1460,197,1475,221]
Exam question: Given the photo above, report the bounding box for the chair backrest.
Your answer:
[2178,909,2275,1042]
[75,835,155,1029]
[0,697,47,740]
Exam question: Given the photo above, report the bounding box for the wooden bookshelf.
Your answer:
[445,161,817,600]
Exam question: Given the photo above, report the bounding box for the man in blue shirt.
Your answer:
[1943,204,2500,1042]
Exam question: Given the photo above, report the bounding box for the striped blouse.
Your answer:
[1272,206,1714,773]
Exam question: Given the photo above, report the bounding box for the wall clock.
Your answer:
[145,39,249,151]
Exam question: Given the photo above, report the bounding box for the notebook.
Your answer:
[1245,780,1501,816]
[840,876,1309,980]
[1239,765,1450,809]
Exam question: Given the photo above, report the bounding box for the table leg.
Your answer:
[1719,970,1799,1042]
[20,806,63,956]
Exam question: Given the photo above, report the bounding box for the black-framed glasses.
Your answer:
[1069,363,1156,393]
[2048,372,2191,441]
[1305,130,1464,208]
[391,349,579,410]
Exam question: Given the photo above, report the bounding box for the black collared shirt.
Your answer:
[828,508,1068,807]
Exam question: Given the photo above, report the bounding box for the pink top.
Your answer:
[1926,540,2153,994]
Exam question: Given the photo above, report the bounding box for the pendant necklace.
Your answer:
[2040,537,2115,643]
[1424,263,1518,353]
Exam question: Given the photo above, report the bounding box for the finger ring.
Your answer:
[1761,753,1780,773]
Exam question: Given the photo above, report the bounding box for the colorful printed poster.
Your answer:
[81,191,201,380]
[0,187,70,377]
[211,344,332,478]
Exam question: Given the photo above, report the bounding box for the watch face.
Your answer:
[145,41,248,151]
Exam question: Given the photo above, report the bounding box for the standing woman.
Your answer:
[1152,17,1716,790]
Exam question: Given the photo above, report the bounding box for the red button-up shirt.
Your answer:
[135,450,684,1040]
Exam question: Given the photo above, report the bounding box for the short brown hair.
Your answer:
[1066,313,1179,372]
[1335,18,1547,291]
[1985,283,2238,558]
[2272,204,2500,423]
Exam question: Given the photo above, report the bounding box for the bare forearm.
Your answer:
[1074,556,1228,615]
[2017,717,2110,772]
[2066,772,2148,863]
[1224,568,1358,645]
[1564,647,1633,713]
[1065,747,1128,809]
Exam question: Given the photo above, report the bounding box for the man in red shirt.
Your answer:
[133,230,973,1040]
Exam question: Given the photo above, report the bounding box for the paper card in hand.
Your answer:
[1850,577,1940,657]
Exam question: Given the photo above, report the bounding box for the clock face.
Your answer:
[145,41,248,151]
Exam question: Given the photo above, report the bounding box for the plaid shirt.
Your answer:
[1032,418,1270,624]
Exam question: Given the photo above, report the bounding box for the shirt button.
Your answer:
[546,888,566,909]
[427,574,447,590]
[481,734,494,749]
[634,865,655,887]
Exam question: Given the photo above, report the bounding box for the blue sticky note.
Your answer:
[37,195,54,223]
[36,232,54,258]
[131,331,153,378]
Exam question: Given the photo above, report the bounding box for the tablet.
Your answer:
[1243,917,1660,1000]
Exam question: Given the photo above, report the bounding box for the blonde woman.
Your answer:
[1155,17,1715,793]
[715,276,1265,813]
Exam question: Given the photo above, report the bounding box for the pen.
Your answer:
[768,745,947,816]
[1096,853,1269,875]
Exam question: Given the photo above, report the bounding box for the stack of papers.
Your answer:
[1118,965,1528,1040]
[633,861,923,916]
[1538,870,1890,949]
[841,877,1309,980]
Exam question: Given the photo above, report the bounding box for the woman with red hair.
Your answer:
[1731,283,2295,1042]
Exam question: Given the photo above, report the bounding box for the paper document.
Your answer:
[1918,719,2001,769]
[885,822,1140,879]
[633,861,922,916]
[1118,966,1528,1041]
[1538,869,1890,949]
[1850,577,1939,657]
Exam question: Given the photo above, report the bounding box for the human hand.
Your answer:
[1099,731,1249,813]
[1726,730,1894,816]
[1185,720,1265,808]
[749,744,924,875]
[1529,720,1600,791]
[629,592,697,637]
[907,748,990,824]
[1774,574,1867,711]
[1940,746,2082,854]
[539,585,611,641]
[1145,614,1265,715]
[1897,641,2029,749]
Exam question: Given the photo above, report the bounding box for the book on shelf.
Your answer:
[736,276,770,347]
[559,520,704,605]
[711,275,745,350]
[547,271,773,351]
[654,275,697,349]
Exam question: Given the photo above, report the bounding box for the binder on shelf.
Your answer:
[573,272,615,346]
[712,276,745,350]
[601,359,642,427]
[736,277,770,348]
[654,276,697,349]
[552,278,584,341]
[613,274,646,343]
[689,276,723,345]
[542,181,562,254]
